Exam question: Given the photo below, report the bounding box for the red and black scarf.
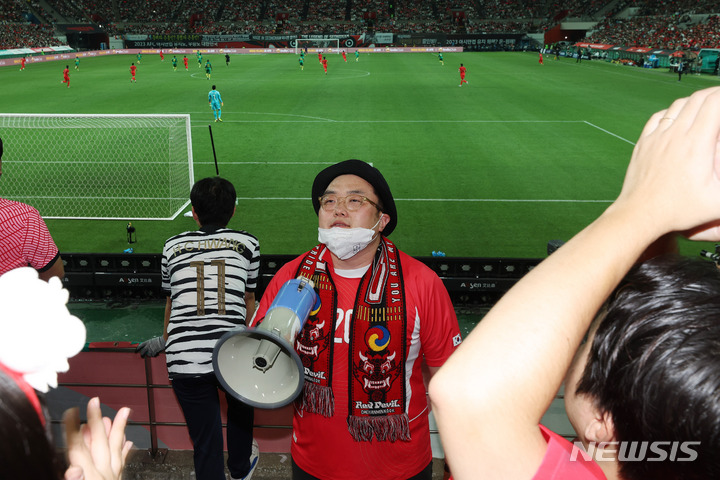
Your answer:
[294,237,410,442]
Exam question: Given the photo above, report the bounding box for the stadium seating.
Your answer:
[1,0,720,49]
[60,253,540,306]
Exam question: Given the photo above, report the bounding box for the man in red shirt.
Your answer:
[250,160,461,480]
[62,65,70,87]
[430,87,720,480]
[20,56,25,71]
[183,55,189,71]
[458,63,467,86]
[322,56,328,75]
[0,137,64,280]
[342,50,347,62]
[130,63,137,82]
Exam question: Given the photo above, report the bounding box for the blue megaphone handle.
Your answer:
[266,277,320,331]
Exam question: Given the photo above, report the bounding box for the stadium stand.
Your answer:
[1,1,720,63]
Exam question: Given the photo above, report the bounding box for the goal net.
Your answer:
[294,38,340,54]
[0,114,194,220]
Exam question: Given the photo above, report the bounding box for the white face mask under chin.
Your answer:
[318,217,382,260]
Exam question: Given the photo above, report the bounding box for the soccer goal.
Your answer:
[0,114,194,220]
[294,38,340,54]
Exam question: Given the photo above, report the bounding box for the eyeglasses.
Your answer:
[318,194,382,212]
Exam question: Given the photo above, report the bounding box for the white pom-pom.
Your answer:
[0,268,86,392]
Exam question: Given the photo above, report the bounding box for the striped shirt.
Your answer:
[162,226,260,378]
[0,198,60,275]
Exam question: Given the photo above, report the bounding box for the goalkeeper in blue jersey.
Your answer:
[209,85,223,122]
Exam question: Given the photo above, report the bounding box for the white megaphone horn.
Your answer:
[213,276,320,409]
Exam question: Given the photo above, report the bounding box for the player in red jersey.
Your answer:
[322,56,328,75]
[342,50,347,62]
[159,49,164,61]
[130,63,137,82]
[62,65,70,87]
[318,50,322,63]
[20,56,25,71]
[458,63,467,86]
[539,51,544,65]
[183,55,188,71]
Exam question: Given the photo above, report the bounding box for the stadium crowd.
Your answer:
[1,0,720,50]
[586,13,720,50]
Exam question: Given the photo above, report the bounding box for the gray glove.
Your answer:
[136,336,166,357]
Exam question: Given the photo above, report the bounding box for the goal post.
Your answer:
[0,113,194,220]
[294,38,341,54]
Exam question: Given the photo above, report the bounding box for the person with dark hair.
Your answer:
[62,65,69,87]
[0,266,132,480]
[205,59,213,80]
[250,160,462,480]
[0,137,64,281]
[677,59,684,81]
[209,85,223,122]
[430,86,720,480]
[458,63,467,86]
[0,369,132,480]
[0,367,58,479]
[136,176,260,480]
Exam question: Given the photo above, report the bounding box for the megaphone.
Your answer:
[213,276,320,409]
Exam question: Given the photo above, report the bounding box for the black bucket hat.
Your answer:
[311,159,397,236]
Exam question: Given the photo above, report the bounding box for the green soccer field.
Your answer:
[1,51,717,258]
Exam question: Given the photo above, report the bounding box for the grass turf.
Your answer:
[0,51,717,258]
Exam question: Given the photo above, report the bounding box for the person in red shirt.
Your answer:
[317,50,322,63]
[250,160,461,480]
[183,55,188,71]
[62,65,69,87]
[130,63,137,82]
[342,50,347,62]
[159,49,164,61]
[539,51,544,65]
[430,87,720,480]
[458,63,467,86]
[20,57,25,71]
[0,137,64,281]
[322,56,328,75]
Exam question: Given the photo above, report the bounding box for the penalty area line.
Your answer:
[584,121,636,145]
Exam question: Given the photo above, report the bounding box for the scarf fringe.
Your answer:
[347,412,411,442]
[302,382,335,417]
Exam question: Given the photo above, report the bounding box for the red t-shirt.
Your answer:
[63,68,69,78]
[532,425,606,479]
[0,198,59,275]
[130,65,137,75]
[459,66,466,77]
[252,247,461,479]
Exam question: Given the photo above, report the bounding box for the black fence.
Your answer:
[61,253,542,306]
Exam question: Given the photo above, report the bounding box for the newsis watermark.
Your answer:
[570,441,701,462]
